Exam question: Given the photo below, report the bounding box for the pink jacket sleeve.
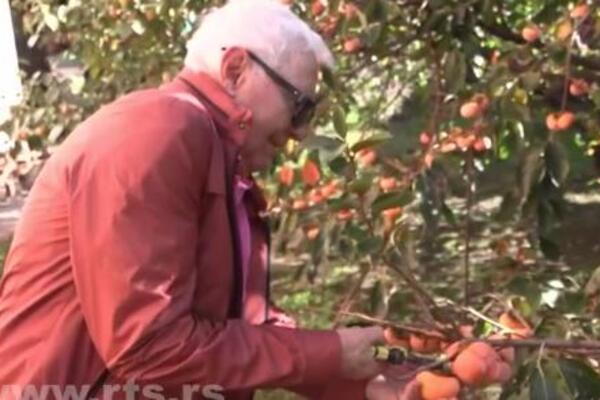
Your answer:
[66,96,342,391]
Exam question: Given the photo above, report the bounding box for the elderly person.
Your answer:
[0,1,420,399]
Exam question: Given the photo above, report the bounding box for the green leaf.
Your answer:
[508,100,532,123]
[346,224,369,242]
[328,156,351,175]
[443,50,466,94]
[530,367,563,400]
[368,280,384,314]
[506,276,541,309]
[349,132,391,152]
[363,22,383,47]
[521,72,543,91]
[584,267,600,297]
[321,67,337,89]
[131,19,146,35]
[47,124,65,143]
[44,13,60,31]
[423,8,451,33]
[558,291,587,313]
[544,141,570,187]
[302,135,344,152]
[348,176,374,194]
[496,192,520,222]
[332,105,348,137]
[301,135,345,163]
[591,88,600,109]
[518,146,544,203]
[328,196,355,212]
[539,235,561,261]
[365,0,386,22]
[538,199,556,235]
[559,358,600,399]
[328,0,342,14]
[358,237,383,253]
[371,192,413,215]
[440,201,458,226]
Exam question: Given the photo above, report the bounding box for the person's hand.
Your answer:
[366,373,421,400]
[336,326,385,380]
[265,304,297,328]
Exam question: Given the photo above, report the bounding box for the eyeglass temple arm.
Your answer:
[246,51,303,97]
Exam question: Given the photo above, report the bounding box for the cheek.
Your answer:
[260,86,291,123]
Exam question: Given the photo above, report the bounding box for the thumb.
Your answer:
[399,379,422,400]
[364,326,385,343]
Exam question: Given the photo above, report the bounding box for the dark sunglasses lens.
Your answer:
[292,100,316,128]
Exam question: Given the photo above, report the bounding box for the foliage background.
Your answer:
[3,0,600,398]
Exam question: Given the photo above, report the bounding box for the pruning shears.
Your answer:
[372,345,450,372]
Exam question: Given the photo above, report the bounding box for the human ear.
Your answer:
[220,47,249,94]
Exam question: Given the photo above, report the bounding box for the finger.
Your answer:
[366,375,396,399]
[498,347,515,364]
[488,361,512,383]
[399,379,422,400]
[384,364,420,381]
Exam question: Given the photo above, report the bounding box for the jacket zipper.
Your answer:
[262,218,271,322]
[224,152,244,319]
[177,76,244,318]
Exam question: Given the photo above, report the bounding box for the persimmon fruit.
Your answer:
[416,371,461,400]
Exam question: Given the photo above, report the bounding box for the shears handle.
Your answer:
[372,345,447,371]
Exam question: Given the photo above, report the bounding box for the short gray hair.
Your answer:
[184,0,334,79]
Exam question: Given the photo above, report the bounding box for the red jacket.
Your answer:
[0,70,367,399]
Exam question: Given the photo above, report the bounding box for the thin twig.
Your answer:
[384,255,441,330]
[340,311,446,338]
[389,336,600,381]
[344,309,600,350]
[389,231,437,308]
[427,45,444,135]
[468,338,600,350]
[333,263,371,327]
[560,23,577,111]
[461,306,508,331]
[463,150,475,306]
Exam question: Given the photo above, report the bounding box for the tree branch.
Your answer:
[340,311,447,338]
[478,20,600,72]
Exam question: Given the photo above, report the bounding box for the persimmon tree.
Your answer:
[4,0,600,398]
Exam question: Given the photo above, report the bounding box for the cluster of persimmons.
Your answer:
[383,312,533,399]
[279,149,403,240]
[520,3,591,132]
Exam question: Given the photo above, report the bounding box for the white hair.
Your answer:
[184,0,334,79]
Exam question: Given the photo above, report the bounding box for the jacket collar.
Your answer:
[174,68,253,149]
[167,69,267,213]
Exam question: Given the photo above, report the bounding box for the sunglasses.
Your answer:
[247,51,318,129]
